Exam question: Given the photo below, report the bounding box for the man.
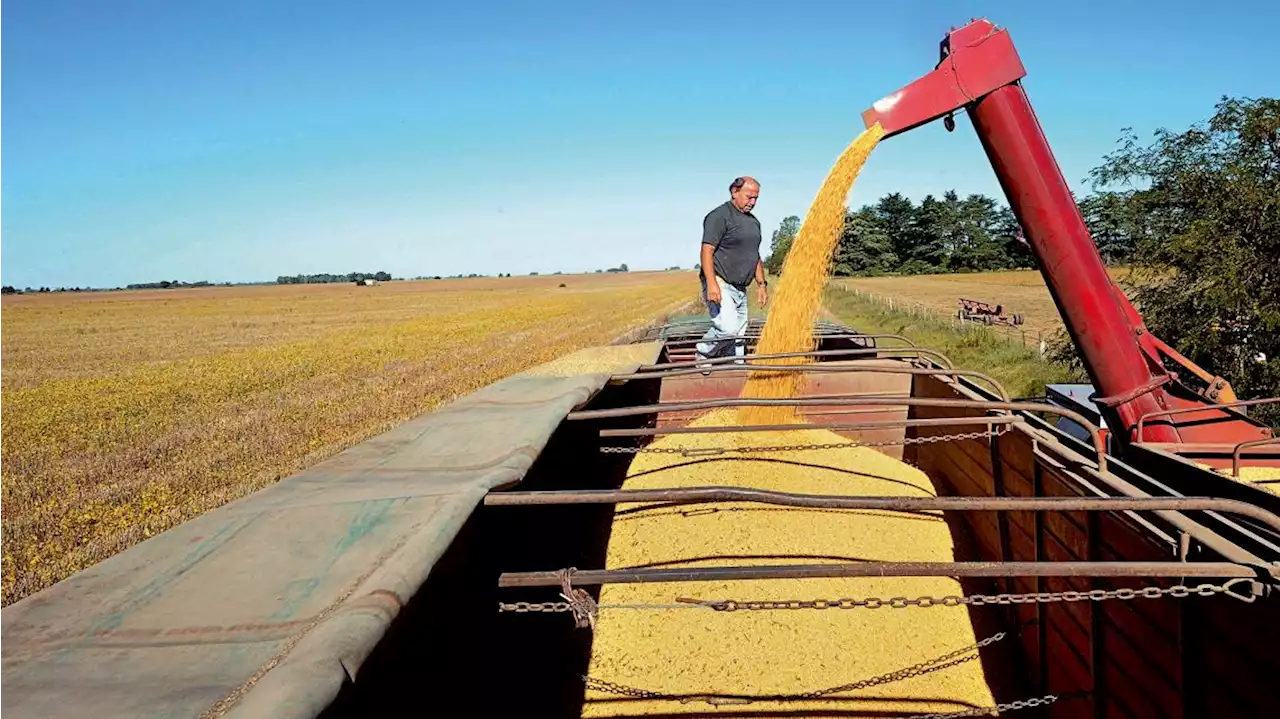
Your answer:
[696,176,768,365]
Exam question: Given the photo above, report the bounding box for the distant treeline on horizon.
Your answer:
[2,263,660,293]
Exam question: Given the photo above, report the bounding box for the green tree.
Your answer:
[1089,96,1280,419]
[874,192,917,262]
[764,215,801,274]
[993,206,1036,269]
[902,194,949,272]
[947,194,1006,271]
[833,207,898,276]
[1078,193,1137,265]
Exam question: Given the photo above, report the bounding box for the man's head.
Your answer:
[729,176,759,212]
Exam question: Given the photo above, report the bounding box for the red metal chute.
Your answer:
[862,18,1272,458]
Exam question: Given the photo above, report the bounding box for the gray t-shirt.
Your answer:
[701,201,762,288]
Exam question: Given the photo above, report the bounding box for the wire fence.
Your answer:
[833,285,1049,356]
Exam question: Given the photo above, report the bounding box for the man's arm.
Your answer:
[701,212,726,305]
[754,258,768,305]
[701,243,721,305]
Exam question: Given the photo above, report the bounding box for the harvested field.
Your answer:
[0,272,700,605]
[834,268,1131,335]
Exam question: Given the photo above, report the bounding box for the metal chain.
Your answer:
[583,678,1055,715]
[796,632,1004,699]
[582,633,1005,705]
[601,430,996,456]
[582,676,663,700]
[689,579,1252,612]
[497,578,1254,616]
[500,600,698,614]
[907,694,1058,718]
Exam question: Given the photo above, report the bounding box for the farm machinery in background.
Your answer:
[957,297,1024,327]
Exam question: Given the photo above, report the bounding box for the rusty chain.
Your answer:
[600,430,997,457]
[497,577,1257,617]
[684,578,1258,611]
[580,636,1063,715]
[909,694,1058,718]
[582,632,1005,705]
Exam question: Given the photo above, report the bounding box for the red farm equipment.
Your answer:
[958,297,1025,327]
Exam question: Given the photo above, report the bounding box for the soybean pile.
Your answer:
[581,409,999,718]
[741,123,886,425]
[1198,463,1280,493]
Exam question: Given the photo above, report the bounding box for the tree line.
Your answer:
[127,280,214,290]
[764,188,1135,277]
[276,271,393,285]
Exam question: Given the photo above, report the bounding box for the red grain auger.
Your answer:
[861,18,1277,473]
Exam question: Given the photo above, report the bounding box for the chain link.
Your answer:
[795,632,1004,699]
[907,694,1058,718]
[601,430,996,457]
[498,578,1254,615]
[690,579,1250,612]
[499,601,697,614]
[581,633,1005,705]
[582,676,663,700]
[579,632,1057,716]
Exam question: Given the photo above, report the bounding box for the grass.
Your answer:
[0,271,702,606]
[833,268,1131,336]
[822,283,1083,400]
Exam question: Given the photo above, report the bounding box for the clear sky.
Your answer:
[3,0,1277,288]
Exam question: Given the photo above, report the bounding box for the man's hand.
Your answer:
[706,279,722,306]
[753,259,768,306]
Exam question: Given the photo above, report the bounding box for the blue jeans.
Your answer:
[696,275,749,363]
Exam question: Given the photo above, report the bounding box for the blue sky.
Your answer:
[3,0,1277,288]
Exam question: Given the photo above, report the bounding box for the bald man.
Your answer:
[696,176,768,365]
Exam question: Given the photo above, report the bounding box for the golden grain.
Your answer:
[741,124,885,425]
[1195,463,1280,493]
[582,408,997,718]
[519,343,664,378]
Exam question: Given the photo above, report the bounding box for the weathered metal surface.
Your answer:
[906,372,1280,717]
[481,489,1280,534]
[617,362,1009,401]
[0,342,663,719]
[497,561,1261,588]
[642,346,956,370]
[646,359,915,458]
[597,414,1021,438]
[569,395,1109,472]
